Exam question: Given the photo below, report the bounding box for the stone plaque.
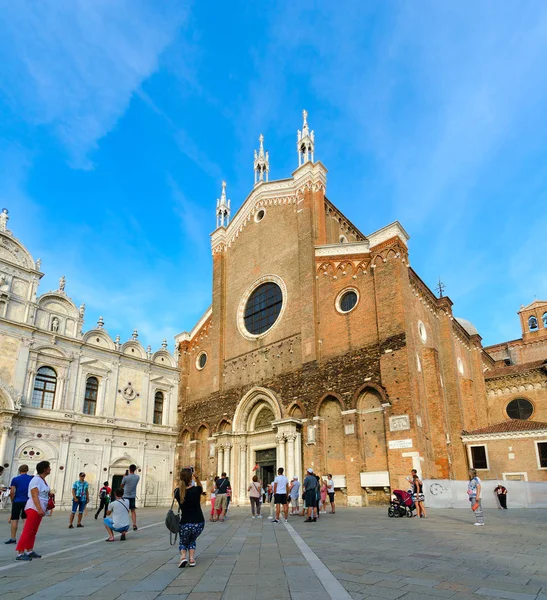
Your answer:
[388,439,413,450]
[389,415,410,432]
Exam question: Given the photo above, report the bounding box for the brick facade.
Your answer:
[175,121,547,504]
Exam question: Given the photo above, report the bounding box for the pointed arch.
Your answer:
[216,418,232,433]
[316,392,345,416]
[288,400,305,420]
[351,382,389,409]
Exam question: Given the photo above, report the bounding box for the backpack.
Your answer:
[100,489,107,500]
[165,489,181,545]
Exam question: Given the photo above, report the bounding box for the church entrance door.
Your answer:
[255,448,276,490]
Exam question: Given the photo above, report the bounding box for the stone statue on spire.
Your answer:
[59,275,66,292]
[216,180,231,228]
[0,208,9,232]
[253,134,270,185]
[297,109,315,167]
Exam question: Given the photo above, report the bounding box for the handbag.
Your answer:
[165,490,181,546]
[471,501,480,511]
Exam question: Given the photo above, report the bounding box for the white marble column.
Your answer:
[295,432,302,482]
[217,446,224,475]
[286,434,295,479]
[0,424,10,468]
[239,443,247,503]
[276,434,286,471]
[223,444,231,476]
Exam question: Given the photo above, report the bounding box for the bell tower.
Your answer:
[297,109,315,166]
[215,181,231,229]
[253,134,270,185]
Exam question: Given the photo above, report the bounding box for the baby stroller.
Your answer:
[388,489,415,518]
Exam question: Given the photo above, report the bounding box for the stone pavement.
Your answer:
[0,505,546,599]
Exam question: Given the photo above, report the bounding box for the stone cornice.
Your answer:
[315,241,371,257]
[461,429,547,442]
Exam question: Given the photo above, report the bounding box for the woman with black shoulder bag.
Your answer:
[174,469,205,568]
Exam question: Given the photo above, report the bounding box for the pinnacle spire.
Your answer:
[297,109,315,167]
[253,133,270,185]
[216,181,231,228]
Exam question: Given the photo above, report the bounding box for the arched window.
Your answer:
[543,312,547,328]
[528,315,538,331]
[31,367,57,409]
[153,391,164,425]
[83,376,98,415]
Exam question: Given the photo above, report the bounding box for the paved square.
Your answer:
[0,505,546,599]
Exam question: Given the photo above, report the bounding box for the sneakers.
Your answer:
[5,538,16,544]
[120,533,126,541]
[27,551,41,558]
[68,525,74,529]
[77,524,84,528]
[284,519,288,524]
[267,516,273,520]
[304,518,312,522]
[312,518,317,522]
[133,526,138,531]
[257,515,263,518]
[272,519,279,523]
[15,554,32,561]
[178,558,188,568]
[251,516,256,519]
[474,523,485,526]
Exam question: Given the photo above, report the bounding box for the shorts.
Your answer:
[413,493,425,503]
[71,499,87,513]
[124,497,136,510]
[290,496,299,507]
[11,501,27,520]
[104,517,129,533]
[304,489,317,507]
[328,492,335,503]
[274,493,287,505]
[215,493,228,511]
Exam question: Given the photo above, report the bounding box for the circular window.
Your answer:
[196,352,207,370]
[237,275,287,340]
[418,321,427,343]
[255,209,266,223]
[506,398,533,420]
[336,288,359,314]
[244,282,283,335]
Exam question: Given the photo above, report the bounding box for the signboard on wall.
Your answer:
[388,439,413,450]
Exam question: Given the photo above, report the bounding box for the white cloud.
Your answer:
[0,0,187,168]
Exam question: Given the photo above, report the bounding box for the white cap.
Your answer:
[307,468,313,473]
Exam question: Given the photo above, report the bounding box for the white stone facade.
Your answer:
[0,211,178,509]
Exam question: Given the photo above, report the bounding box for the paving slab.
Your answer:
[0,506,546,599]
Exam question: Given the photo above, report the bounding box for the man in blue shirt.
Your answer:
[5,464,32,544]
[69,472,89,528]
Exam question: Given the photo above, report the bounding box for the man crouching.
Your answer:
[104,489,130,542]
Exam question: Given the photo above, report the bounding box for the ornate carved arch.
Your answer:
[233,387,283,433]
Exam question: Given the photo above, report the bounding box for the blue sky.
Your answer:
[1,1,546,350]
